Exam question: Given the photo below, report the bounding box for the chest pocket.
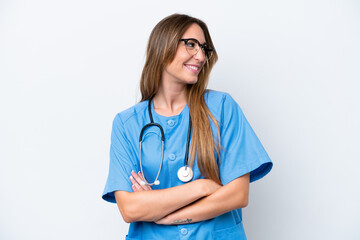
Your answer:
[140,128,163,184]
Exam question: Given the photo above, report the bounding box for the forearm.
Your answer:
[115,179,217,223]
[157,174,250,225]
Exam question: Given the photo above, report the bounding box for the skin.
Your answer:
[131,171,250,225]
[116,172,222,223]
[114,23,250,225]
[152,23,207,116]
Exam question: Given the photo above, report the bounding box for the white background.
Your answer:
[1,0,359,239]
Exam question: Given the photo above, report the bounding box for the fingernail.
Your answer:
[130,176,133,179]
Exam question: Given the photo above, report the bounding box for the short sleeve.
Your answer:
[219,94,273,185]
[102,114,137,203]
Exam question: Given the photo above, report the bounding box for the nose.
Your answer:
[193,48,206,62]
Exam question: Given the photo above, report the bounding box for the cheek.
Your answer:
[169,59,184,73]
[173,51,190,64]
[167,51,192,74]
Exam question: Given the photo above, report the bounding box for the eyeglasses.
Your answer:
[179,38,214,60]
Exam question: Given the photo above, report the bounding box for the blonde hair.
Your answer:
[140,14,221,185]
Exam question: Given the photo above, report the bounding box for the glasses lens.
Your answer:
[184,39,198,56]
[183,39,214,60]
[203,43,214,60]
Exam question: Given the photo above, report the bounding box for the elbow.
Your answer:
[235,194,249,209]
[120,213,132,223]
[115,191,140,223]
[237,186,249,209]
[120,208,133,223]
[119,199,155,223]
[118,203,139,223]
[122,214,134,224]
[239,197,249,208]
[121,204,160,223]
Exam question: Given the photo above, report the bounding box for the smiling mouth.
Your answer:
[186,65,199,70]
[184,64,201,73]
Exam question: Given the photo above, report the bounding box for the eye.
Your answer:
[185,39,197,49]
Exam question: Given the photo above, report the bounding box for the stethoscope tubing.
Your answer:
[138,96,192,186]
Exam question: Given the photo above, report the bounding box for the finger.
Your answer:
[131,170,143,184]
[133,184,142,192]
[136,172,150,190]
[130,176,142,191]
[131,171,147,190]
[136,171,151,190]
[129,175,138,186]
[138,172,152,190]
[138,172,151,190]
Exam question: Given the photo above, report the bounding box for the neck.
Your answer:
[153,76,188,116]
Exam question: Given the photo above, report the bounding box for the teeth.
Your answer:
[186,65,199,70]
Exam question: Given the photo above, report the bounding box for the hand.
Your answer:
[129,170,152,192]
[155,215,171,225]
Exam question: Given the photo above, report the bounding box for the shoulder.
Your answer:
[113,101,148,127]
[205,89,242,118]
[205,89,238,105]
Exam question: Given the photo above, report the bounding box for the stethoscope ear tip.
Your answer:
[154,180,160,185]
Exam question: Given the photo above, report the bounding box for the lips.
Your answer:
[184,64,201,73]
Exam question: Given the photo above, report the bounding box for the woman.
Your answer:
[102,13,273,239]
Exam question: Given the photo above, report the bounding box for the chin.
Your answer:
[185,75,199,84]
[186,78,198,84]
[175,73,199,85]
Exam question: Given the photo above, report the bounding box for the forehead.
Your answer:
[181,23,206,43]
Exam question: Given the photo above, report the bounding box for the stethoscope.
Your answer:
[138,96,193,186]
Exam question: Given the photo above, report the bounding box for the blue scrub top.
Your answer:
[102,90,273,240]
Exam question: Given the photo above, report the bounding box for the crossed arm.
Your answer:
[114,171,250,224]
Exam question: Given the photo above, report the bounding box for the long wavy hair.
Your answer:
[140,14,222,185]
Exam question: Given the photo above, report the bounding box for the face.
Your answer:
[163,23,207,85]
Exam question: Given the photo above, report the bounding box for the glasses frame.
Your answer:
[179,38,214,60]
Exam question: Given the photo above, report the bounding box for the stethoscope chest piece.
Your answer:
[177,166,193,182]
